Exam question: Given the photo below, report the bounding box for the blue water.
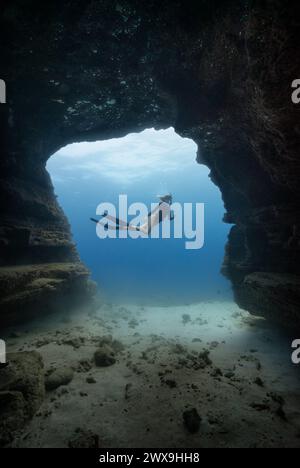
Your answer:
[47,128,232,305]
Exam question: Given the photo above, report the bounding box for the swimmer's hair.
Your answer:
[157,193,172,203]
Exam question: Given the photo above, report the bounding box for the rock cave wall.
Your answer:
[0,0,299,327]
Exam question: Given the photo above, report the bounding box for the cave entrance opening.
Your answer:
[47,127,232,306]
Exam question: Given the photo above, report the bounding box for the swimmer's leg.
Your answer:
[102,223,142,232]
[99,222,128,231]
[90,215,109,224]
[104,214,130,227]
[139,222,151,235]
[91,219,142,232]
[90,214,129,227]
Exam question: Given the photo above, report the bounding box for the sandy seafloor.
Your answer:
[3,300,300,448]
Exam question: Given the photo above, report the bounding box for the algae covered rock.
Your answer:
[45,367,74,391]
[94,345,116,367]
[0,351,45,446]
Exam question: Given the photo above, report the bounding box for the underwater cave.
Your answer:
[0,0,299,449]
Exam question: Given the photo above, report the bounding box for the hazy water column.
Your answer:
[47,128,232,305]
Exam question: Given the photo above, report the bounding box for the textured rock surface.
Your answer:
[94,345,116,367]
[0,263,96,325]
[68,429,100,449]
[0,351,45,446]
[0,1,299,326]
[235,272,300,328]
[45,367,74,391]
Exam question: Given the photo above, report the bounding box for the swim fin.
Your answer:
[90,212,108,224]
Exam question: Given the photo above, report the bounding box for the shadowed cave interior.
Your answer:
[0,0,300,448]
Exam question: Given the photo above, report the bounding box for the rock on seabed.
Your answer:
[0,352,45,446]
